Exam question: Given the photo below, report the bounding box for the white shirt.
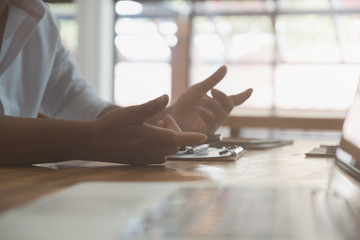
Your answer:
[0,0,110,120]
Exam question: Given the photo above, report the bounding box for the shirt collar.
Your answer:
[11,0,44,21]
[0,0,45,76]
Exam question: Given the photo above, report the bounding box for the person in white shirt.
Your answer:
[0,0,252,166]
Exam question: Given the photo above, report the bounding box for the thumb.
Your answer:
[192,65,227,93]
[124,94,169,124]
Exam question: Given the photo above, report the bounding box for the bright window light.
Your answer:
[115,35,171,60]
[194,34,225,61]
[115,1,143,15]
[159,21,178,35]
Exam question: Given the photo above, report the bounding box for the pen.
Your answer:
[178,134,222,154]
[219,146,244,156]
[203,134,223,145]
[187,144,210,154]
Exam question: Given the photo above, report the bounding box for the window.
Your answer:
[48,2,78,58]
[114,16,173,106]
[113,0,186,106]
[190,0,360,117]
[114,0,360,119]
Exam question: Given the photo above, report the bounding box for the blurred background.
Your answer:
[46,0,360,139]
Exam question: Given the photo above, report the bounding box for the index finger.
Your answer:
[173,131,208,146]
[230,88,253,106]
[162,114,182,132]
[192,65,227,93]
[150,125,207,146]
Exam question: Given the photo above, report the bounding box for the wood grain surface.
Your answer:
[1,140,356,213]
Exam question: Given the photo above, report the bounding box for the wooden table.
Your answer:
[0,139,340,213]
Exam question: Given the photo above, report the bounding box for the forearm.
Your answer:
[97,104,121,118]
[0,115,96,166]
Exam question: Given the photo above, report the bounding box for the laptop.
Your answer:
[0,84,359,240]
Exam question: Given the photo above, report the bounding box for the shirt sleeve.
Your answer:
[40,7,110,120]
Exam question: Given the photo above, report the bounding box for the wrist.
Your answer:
[77,120,102,161]
[97,104,121,118]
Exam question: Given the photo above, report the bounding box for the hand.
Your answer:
[169,65,253,134]
[93,95,207,165]
[156,114,182,132]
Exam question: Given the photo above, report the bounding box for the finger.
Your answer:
[211,88,234,113]
[191,65,227,93]
[156,120,166,128]
[124,94,169,124]
[163,114,182,132]
[172,131,207,147]
[147,124,207,147]
[230,88,253,106]
[202,97,228,123]
[197,107,218,133]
